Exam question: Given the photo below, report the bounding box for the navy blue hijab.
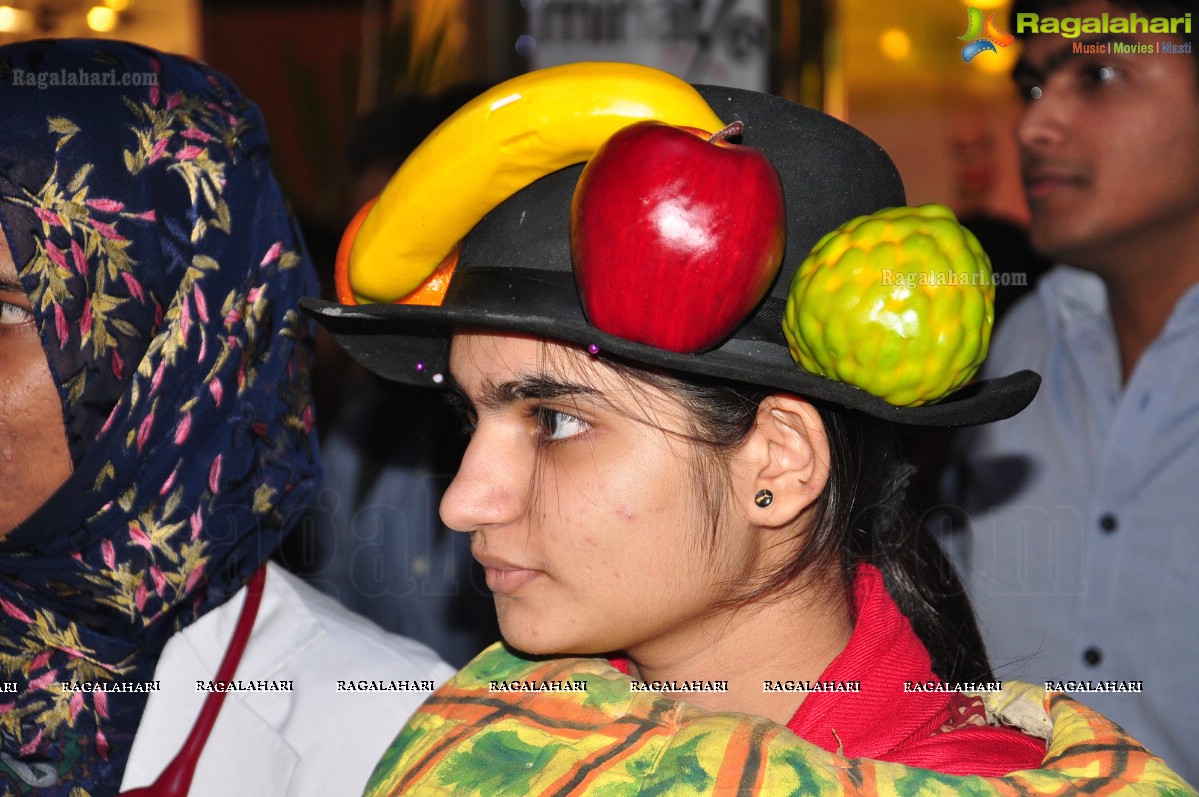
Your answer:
[0,40,319,794]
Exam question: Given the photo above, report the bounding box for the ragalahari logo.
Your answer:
[960,7,1015,62]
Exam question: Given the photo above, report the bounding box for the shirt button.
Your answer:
[1083,647,1102,666]
[1098,514,1118,533]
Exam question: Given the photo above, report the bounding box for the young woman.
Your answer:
[308,67,1195,794]
[0,40,453,796]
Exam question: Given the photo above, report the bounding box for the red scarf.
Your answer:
[787,564,1045,774]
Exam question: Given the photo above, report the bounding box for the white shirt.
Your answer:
[120,563,457,796]
[942,265,1199,784]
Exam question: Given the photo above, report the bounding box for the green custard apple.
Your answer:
[782,204,994,407]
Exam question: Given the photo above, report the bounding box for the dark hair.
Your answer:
[1011,0,1198,80]
[599,357,994,684]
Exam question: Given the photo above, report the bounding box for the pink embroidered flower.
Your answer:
[27,671,58,692]
[91,220,122,240]
[95,689,109,719]
[54,304,68,349]
[86,198,125,213]
[150,566,166,596]
[122,271,145,302]
[185,564,206,593]
[101,539,116,570]
[34,207,61,226]
[45,240,69,271]
[149,137,170,163]
[68,690,84,722]
[151,359,166,395]
[0,599,32,624]
[136,412,154,452]
[174,414,191,445]
[128,523,153,550]
[176,144,204,161]
[208,455,222,493]
[55,304,68,347]
[160,468,178,496]
[261,242,284,265]
[19,729,44,756]
[180,128,216,143]
[71,238,88,276]
[100,407,120,436]
[193,284,208,323]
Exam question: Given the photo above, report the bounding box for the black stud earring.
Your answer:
[754,489,774,508]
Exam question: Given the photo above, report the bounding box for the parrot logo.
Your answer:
[959,7,1015,62]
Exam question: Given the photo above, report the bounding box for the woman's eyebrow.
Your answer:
[475,374,597,411]
[0,278,24,294]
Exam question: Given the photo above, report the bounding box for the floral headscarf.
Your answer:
[0,40,319,795]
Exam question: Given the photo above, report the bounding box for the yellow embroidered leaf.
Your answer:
[253,484,277,515]
[47,116,80,145]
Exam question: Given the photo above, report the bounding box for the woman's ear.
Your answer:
[735,394,830,527]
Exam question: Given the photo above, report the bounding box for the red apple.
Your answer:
[570,120,786,353]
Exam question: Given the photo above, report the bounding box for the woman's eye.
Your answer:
[534,407,589,442]
[0,301,33,326]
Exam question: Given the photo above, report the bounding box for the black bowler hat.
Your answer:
[303,83,1039,427]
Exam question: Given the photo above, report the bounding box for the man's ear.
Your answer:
[734,394,831,527]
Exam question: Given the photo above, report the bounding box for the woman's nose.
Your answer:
[439,421,529,534]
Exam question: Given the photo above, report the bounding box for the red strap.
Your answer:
[120,564,268,797]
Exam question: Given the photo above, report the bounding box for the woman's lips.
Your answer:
[483,566,543,594]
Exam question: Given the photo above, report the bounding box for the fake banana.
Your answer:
[343,62,725,304]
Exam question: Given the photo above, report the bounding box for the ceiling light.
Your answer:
[87,5,118,32]
[879,28,911,61]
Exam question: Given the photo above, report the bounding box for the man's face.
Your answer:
[1013,0,1199,269]
[0,237,71,534]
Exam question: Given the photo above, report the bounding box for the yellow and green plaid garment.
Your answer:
[366,643,1196,797]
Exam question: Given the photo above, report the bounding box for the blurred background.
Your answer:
[0,0,1029,239]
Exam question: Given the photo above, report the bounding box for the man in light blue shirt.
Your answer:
[941,0,1199,783]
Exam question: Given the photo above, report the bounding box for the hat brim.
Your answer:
[303,285,1038,428]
